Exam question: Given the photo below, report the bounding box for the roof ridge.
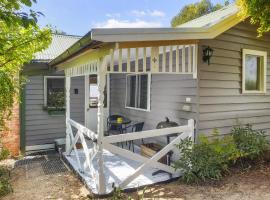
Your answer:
[177,3,238,28]
[52,33,82,38]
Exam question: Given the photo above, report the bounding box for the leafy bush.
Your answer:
[0,148,9,161]
[0,167,12,197]
[174,125,270,184]
[231,124,269,160]
[174,129,239,184]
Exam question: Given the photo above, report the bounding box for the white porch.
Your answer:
[61,41,198,195]
[64,147,178,194]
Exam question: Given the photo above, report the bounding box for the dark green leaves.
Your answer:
[237,0,270,36]
[0,0,43,28]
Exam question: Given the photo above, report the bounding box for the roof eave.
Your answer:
[49,31,95,66]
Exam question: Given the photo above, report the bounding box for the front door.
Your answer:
[85,75,109,132]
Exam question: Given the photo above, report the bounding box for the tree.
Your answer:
[52,26,67,35]
[237,0,270,36]
[0,0,51,130]
[171,0,227,27]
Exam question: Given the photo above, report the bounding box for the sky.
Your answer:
[28,0,226,36]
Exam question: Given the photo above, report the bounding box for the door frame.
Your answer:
[84,74,110,130]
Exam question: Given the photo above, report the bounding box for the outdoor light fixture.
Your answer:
[203,46,213,65]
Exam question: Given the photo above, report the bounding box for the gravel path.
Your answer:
[2,152,90,200]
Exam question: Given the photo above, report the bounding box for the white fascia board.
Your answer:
[91,27,209,42]
[91,13,243,43]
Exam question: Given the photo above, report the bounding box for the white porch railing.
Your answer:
[66,118,98,179]
[103,119,194,188]
[65,118,195,190]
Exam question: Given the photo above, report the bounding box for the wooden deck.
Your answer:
[63,147,179,195]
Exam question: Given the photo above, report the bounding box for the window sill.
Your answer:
[125,106,150,112]
[242,90,267,95]
[43,106,66,116]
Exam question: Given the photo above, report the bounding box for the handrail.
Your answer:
[103,119,194,144]
[68,118,97,141]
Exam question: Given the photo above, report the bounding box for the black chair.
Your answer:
[128,122,144,152]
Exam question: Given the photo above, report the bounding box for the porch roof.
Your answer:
[50,4,241,67]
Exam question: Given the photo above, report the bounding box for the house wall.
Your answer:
[110,73,198,139]
[198,21,270,137]
[24,72,85,150]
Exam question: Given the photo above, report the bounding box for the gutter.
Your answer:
[49,31,100,67]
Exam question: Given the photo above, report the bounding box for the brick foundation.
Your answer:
[0,103,20,156]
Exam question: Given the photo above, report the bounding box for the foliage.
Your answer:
[110,185,147,200]
[171,0,228,27]
[174,124,269,184]
[111,187,130,200]
[52,26,67,35]
[231,124,269,160]
[0,0,52,130]
[0,0,43,28]
[174,129,239,184]
[47,91,65,109]
[0,148,9,161]
[237,0,270,36]
[0,167,12,197]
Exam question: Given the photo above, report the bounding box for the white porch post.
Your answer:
[97,57,106,194]
[65,76,71,153]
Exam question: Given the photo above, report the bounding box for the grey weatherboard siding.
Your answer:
[197,21,270,137]
[110,74,198,134]
[25,75,85,147]
[25,20,270,148]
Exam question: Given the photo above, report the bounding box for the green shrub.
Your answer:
[0,179,12,197]
[174,129,239,184]
[0,167,12,197]
[231,124,269,160]
[0,148,9,161]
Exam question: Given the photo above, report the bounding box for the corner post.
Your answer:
[65,76,71,153]
[97,58,107,194]
[188,119,195,143]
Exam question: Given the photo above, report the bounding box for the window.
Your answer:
[44,76,65,108]
[242,49,267,93]
[126,74,151,111]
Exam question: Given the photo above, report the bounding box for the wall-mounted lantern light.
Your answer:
[203,46,214,65]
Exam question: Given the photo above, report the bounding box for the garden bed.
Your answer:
[117,161,270,200]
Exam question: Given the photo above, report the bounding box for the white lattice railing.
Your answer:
[66,118,195,190]
[103,119,195,188]
[66,118,98,179]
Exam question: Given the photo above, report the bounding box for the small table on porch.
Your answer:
[107,117,131,135]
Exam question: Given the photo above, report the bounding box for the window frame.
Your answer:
[44,76,65,108]
[242,49,267,94]
[125,73,151,112]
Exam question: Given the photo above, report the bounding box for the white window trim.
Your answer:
[125,73,151,112]
[44,76,65,107]
[242,49,267,94]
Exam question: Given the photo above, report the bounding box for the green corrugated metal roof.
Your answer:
[178,4,239,28]
[34,34,81,62]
